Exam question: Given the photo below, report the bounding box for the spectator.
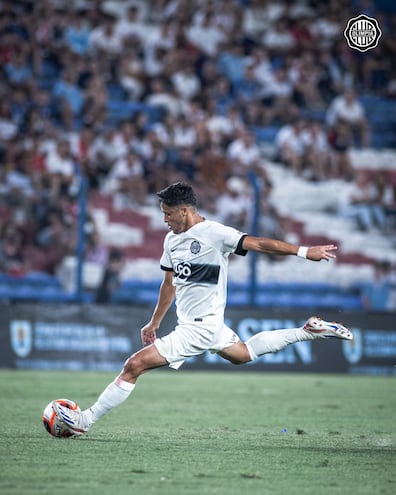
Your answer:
[117,46,145,101]
[4,48,33,90]
[4,150,34,214]
[361,47,391,93]
[52,69,84,130]
[217,41,246,86]
[289,16,316,52]
[173,114,197,149]
[88,126,127,187]
[205,102,243,145]
[145,18,176,53]
[262,66,298,123]
[35,205,75,274]
[173,146,197,182]
[326,88,371,148]
[44,139,76,198]
[301,119,331,181]
[262,17,295,56]
[145,77,181,116]
[215,176,252,232]
[250,46,273,88]
[186,11,226,57]
[0,101,18,142]
[0,221,28,276]
[372,170,396,231]
[82,75,108,128]
[235,63,262,104]
[275,117,306,176]
[361,260,395,311]
[171,63,201,102]
[258,178,291,260]
[8,85,30,130]
[69,124,96,181]
[338,170,387,231]
[195,142,230,194]
[63,11,91,56]
[327,120,354,179]
[310,11,342,49]
[289,51,324,110]
[115,4,145,45]
[206,77,234,116]
[89,11,123,59]
[85,229,109,267]
[317,47,347,104]
[227,129,262,173]
[103,151,147,208]
[95,247,125,304]
[243,0,273,38]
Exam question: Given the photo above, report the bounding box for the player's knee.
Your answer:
[122,353,144,378]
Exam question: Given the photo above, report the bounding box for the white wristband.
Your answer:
[297,246,308,259]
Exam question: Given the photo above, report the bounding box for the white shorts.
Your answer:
[154,319,240,370]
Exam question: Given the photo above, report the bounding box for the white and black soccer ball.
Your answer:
[42,398,81,438]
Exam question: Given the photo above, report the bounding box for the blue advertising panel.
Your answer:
[0,304,395,375]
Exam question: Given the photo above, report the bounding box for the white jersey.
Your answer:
[160,220,247,324]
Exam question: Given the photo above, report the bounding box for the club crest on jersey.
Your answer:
[190,240,201,254]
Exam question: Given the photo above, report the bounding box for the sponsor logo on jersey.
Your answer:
[174,262,220,284]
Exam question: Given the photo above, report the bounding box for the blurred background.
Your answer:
[0,0,395,370]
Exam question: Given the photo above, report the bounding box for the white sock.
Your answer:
[84,378,135,425]
[245,327,313,361]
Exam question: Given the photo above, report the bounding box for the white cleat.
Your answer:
[304,316,353,340]
[52,401,90,435]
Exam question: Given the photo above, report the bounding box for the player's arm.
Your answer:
[141,270,176,346]
[241,235,337,262]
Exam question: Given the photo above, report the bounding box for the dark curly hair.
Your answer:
[156,182,198,207]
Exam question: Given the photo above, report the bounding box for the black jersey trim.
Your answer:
[161,265,174,272]
[235,234,248,256]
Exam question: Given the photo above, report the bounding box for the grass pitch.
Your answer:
[0,370,395,495]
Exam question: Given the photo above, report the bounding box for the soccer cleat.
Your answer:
[52,400,90,434]
[303,316,353,340]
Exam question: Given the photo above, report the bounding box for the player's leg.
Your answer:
[218,325,307,364]
[219,316,352,364]
[53,344,168,434]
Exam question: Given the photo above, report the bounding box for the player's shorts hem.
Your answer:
[153,322,240,370]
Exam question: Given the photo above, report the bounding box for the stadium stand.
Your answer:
[0,0,395,310]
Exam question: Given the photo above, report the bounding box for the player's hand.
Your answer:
[307,244,337,262]
[140,323,158,346]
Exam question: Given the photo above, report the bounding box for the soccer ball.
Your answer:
[42,398,80,438]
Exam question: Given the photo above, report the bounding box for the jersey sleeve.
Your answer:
[215,222,248,256]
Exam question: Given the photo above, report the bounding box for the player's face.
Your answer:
[160,203,187,234]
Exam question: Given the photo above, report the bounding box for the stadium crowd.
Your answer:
[0,0,395,281]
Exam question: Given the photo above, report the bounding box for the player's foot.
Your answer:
[303,316,353,340]
[52,401,91,434]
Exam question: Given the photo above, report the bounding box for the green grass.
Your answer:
[0,370,395,495]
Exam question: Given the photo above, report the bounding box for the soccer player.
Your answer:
[54,182,353,435]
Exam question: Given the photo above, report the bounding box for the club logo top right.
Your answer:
[344,14,382,52]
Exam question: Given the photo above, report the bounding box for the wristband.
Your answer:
[297,246,308,259]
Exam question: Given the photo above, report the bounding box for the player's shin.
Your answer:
[85,377,135,425]
[245,327,310,360]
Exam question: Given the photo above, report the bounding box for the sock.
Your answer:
[84,378,135,425]
[245,327,313,361]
